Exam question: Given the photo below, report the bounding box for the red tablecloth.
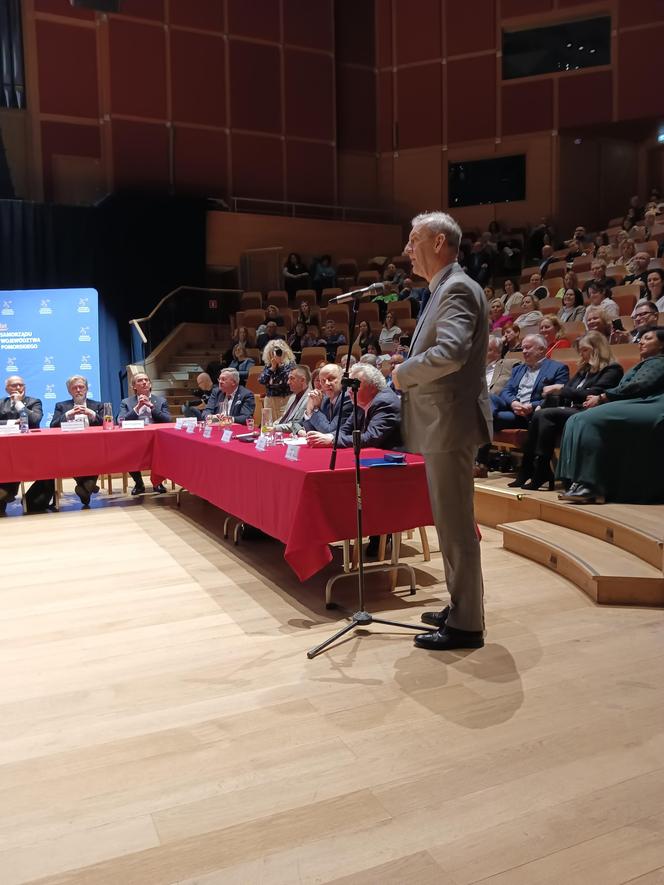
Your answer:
[0,425,155,482]
[151,426,433,581]
[0,424,434,581]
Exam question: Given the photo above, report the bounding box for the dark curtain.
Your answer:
[0,195,206,410]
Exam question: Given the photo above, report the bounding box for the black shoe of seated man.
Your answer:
[75,483,91,506]
[153,483,167,494]
[420,604,450,628]
[131,483,146,496]
[414,624,484,651]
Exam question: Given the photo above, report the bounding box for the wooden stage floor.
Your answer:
[1,486,664,884]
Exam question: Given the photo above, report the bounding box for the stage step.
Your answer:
[499,519,664,606]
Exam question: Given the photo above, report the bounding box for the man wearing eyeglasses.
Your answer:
[610,301,659,344]
[0,376,47,515]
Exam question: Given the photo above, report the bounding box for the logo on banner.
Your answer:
[46,411,53,424]
[1,300,14,316]
[44,384,56,400]
[77,298,90,314]
[39,299,53,315]
[80,355,92,371]
[79,326,92,342]
[42,356,56,372]
[6,355,18,373]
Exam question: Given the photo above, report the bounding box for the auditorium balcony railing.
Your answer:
[130,286,242,363]
[229,196,391,224]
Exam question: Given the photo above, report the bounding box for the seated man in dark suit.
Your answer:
[203,368,255,425]
[50,374,105,507]
[0,375,46,515]
[117,372,171,495]
[307,363,401,555]
[306,363,401,450]
[490,334,569,429]
[302,363,353,433]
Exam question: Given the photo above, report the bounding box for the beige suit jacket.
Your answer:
[398,262,492,454]
[488,358,521,396]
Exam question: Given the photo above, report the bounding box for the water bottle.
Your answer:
[19,408,29,434]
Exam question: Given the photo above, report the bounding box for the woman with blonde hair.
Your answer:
[554,270,578,299]
[583,305,613,339]
[539,315,571,358]
[489,297,511,331]
[515,291,545,332]
[258,339,296,418]
[508,331,623,490]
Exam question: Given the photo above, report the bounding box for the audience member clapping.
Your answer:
[258,339,295,417]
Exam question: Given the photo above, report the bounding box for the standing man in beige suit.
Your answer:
[392,212,492,651]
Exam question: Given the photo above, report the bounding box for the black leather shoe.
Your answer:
[153,483,167,494]
[420,605,450,628]
[74,483,91,506]
[131,484,146,496]
[414,625,484,651]
[0,501,6,516]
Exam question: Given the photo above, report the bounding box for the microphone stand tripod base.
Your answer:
[307,609,432,660]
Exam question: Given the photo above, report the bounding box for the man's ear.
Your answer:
[434,233,446,253]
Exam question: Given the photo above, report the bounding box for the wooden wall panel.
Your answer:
[117,0,165,21]
[393,147,443,224]
[226,0,280,41]
[41,121,101,199]
[230,133,284,201]
[229,41,281,134]
[109,19,167,119]
[502,80,554,136]
[395,0,441,64]
[334,0,375,65]
[283,0,334,51]
[395,64,441,150]
[337,151,379,209]
[447,56,496,143]
[168,0,224,31]
[617,25,664,121]
[34,0,93,19]
[112,120,170,190]
[173,127,227,197]
[336,66,376,152]
[445,1,496,54]
[285,141,335,205]
[35,20,99,119]
[559,71,612,130]
[170,31,225,127]
[206,212,404,267]
[284,50,335,141]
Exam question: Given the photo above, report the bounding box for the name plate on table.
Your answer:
[186,422,196,434]
[0,423,20,435]
[120,420,145,431]
[60,421,86,432]
[221,429,233,443]
[203,425,213,439]
[175,417,197,430]
[255,434,268,452]
[285,443,300,462]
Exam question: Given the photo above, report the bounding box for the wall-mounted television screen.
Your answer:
[448,154,526,207]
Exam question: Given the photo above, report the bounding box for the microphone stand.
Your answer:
[307,290,432,659]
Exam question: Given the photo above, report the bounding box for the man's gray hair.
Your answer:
[66,374,88,391]
[488,335,503,350]
[360,353,377,366]
[376,354,393,367]
[411,211,462,249]
[350,362,386,390]
[220,368,240,385]
[524,333,547,350]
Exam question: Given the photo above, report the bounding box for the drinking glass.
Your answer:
[261,407,274,444]
[103,402,113,430]
[246,418,255,433]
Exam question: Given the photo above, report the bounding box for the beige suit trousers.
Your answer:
[422,445,485,633]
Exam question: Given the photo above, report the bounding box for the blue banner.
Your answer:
[0,288,101,426]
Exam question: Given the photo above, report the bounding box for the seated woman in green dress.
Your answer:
[557,329,664,504]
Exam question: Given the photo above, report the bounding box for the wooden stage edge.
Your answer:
[474,475,664,607]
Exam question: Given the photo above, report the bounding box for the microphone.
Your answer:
[328,282,386,304]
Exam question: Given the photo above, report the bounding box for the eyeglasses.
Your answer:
[634,312,654,320]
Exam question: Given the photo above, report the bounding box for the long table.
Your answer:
[1,424,434,581]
